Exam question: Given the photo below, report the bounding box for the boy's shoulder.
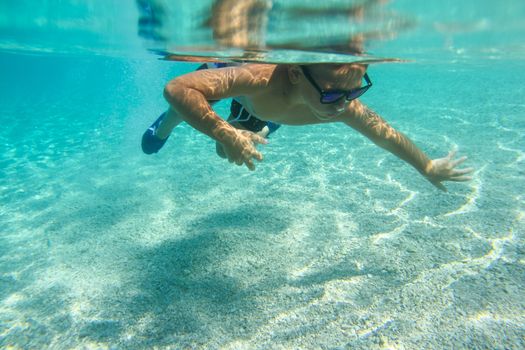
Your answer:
[234,63,279,75]
[221,63,282,91]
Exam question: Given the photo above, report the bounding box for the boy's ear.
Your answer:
[288,65,302,84]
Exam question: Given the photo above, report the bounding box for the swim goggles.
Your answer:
[300,66,372,104]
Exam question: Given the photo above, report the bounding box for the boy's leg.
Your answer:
[142,63,225,155]
[155,107,183,140]
[156,96,221,139]
[142,100,220,155]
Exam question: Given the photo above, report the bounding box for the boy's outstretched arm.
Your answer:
[344,101,473,191]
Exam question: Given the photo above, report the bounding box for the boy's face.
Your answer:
[299,64,368,120]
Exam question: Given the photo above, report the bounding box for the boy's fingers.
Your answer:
[450,175,472,182]
[246,159,255,171]
[451,156,467,167]
[454,167,474,175]
[243,150,262,171]
[251,134,268,145]
[242,148,262,161]
[252,150,263,161]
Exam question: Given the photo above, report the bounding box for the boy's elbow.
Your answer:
[163,78,184,104]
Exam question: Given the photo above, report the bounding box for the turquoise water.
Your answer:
[1,1,525,349]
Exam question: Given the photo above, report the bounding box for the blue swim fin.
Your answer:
[141,112,169,154]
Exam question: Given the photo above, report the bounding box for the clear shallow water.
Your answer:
[1,2,525,350]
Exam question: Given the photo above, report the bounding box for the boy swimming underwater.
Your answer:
[142,62,473,191]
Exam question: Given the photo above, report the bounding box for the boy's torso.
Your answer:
[236,95,330,125]
[231,64,349,126]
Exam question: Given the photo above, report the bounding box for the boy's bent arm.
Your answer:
[163,82,233,143]
[163,66,269,143]
[344,101,432,177]
[163,65,271,170]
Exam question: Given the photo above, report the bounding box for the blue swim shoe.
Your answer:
[141,112,169,154]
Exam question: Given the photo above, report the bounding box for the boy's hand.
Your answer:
[221,129,268,170]
[425,150,474,191]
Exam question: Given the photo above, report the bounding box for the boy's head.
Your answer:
[288,63,370,120]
